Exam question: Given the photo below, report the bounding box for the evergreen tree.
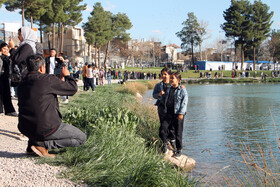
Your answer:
[103,12,132,65]
[0,0,7,8]
[250,0,273,70]
[83,2,112,68]
[222,0,253,70]
[176,12,200,68]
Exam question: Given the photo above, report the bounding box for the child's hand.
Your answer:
[177,114,183,120]
[158,90,165,96]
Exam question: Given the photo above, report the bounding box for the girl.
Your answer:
[153,67,176,153]
[165,72,188,157]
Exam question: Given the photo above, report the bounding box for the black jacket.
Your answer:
[18,71,77,140]
[10,44,35,78]
[0,54,12,79]
[45,56,64,74]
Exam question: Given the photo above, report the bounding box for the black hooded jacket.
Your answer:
[17,71,77,140]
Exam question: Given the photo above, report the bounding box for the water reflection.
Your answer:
[143,83,280,183]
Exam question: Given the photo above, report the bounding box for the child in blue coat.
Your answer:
[164,72,188,157]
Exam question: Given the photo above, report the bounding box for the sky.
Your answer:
[1,0,279,50]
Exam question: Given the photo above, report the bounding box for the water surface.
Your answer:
[143,83,280,183]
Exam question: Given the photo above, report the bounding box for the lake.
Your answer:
[143,83,280,184]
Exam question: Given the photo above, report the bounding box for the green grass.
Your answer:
[41,85,196,186]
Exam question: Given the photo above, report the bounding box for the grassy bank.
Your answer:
[41,84,196,186]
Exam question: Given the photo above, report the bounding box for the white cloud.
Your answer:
[276,22,280,27]
[152,30,162,35]
[104,2,116,11]
[85,5,93,12]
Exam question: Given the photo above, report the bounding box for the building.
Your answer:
[161,44,180,63]
[0,22,21,45]
[43,26,88,65]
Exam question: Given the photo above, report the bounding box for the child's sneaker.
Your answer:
[175,150,182,158]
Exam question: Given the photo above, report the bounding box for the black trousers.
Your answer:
[0,77,15,114]
[158,105,175,143]
[159,111,184,151]
[83,77,88,91]
[86,78,95,91]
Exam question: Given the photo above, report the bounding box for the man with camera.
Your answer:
[18,54,86,157]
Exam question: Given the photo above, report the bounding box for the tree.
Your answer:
[176,12,200,68]
[222,0,253,70]
[0,0,7,7]
[197,20,210,61]
[83,2,112,68]
[103,12,132,66]
[249,0,273,70]
[4,0,33,26]
[268,30,280,62]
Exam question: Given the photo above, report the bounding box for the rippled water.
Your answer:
[143,83,280,184]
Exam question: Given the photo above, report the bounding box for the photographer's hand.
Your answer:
[61,66,70,77]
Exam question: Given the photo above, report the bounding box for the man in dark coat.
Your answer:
[45,48,64,75]
[18,54,86,157]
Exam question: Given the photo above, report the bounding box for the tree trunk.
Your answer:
[199,43,202,61]
[253,46,256,71]
[234,44,237,69]
[48,33,51,51]
[94,44,97,66]
[52,23,55,49]
[88,44,91,63]
[40,21,43,43]
[30,16,33,28]
[191,43,194,68]
[104,41,110,66]
[57,23,60,52]
[60,24,64,53]
[98,48,101,68]
[21,0,25,26]
[241,44,244,71]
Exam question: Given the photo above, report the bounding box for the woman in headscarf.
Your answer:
[0,42,17,116]
[9,27,39,84]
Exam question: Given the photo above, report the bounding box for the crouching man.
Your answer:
[18,54,86,157]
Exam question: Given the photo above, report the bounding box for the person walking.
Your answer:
[82,63,88,91]
[86,64,95,92]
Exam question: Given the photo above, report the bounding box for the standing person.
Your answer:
[45,48,64,75]
[93,66,99,87]
[165,72,188,157]
[152,67,175,153]
[0,43,17,116]
[86,64,95,92]
[107,69,112,85]
[18,55,86,157]
[82,63,88,91]
[99,67,105,86]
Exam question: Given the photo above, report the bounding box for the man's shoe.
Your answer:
[6,112,18,117]
[31,146,55,158]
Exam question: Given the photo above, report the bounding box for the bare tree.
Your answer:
[197,20,211,60]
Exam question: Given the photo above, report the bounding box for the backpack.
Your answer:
[10,42,43,85]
